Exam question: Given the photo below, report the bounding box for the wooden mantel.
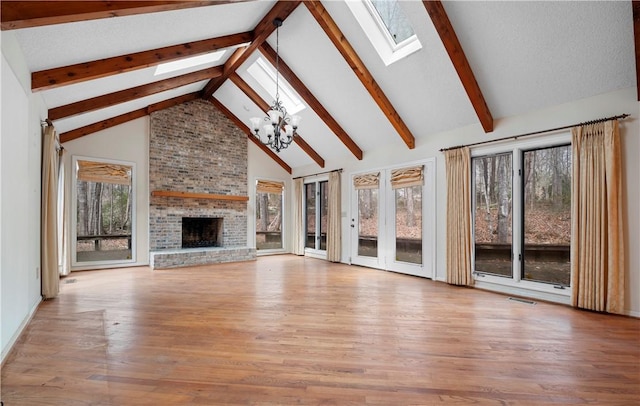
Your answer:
[151,190,249,202]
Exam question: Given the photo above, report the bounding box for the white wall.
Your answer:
[63,118,150,270]
[1,32,48,361]
[293,87,640,317]
[247,142,292,253]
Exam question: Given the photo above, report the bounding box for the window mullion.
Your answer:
[512,149,523,283]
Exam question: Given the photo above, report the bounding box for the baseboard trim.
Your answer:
[1,296,42,366]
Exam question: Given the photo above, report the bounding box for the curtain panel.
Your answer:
[291,178,304,255]
[327,171,342,262]
[41,124,60,299]
[570,120,625,314]
[444,147,473,286]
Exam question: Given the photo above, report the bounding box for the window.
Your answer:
[255,180,284,251]
[472,143,572,289]
[346,0,422,66]
[154,50,227,76]
[73,157,135,266]
[305,180,328,252]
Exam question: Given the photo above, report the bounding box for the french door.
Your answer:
[350,159,435,278]
[304,179,328,258]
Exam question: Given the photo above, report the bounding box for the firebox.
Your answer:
[182,217,223,248]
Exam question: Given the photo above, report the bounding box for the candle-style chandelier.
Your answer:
[249,18,301,153]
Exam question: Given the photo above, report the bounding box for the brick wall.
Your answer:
[149,99,249,251]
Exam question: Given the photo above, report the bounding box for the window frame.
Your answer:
[254,178,285,255]
[470,132,573,303]
[345,0,422,66]
[303,176,329,259]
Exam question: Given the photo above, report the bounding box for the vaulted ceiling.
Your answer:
[2,1,637,174]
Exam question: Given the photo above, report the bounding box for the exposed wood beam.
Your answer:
[258,43,363,160]
[49,66,222,120]
[1,1,245,30]
[32,32,252,92]
[634,1,640,101]
[201,0,301,98]
[304,0,415,149]
[422,0,494,133]
[229,72,325,168]
[208,97,292,174]
[60,108,147,143]
[147,92,201,114]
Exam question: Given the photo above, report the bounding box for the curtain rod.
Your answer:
[292,168,342,180]
[439,113,630,152]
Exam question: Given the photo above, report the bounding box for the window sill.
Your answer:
[474,274,571,305]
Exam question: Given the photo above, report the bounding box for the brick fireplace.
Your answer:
[148,99,255,269]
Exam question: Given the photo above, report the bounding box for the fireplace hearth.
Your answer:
[182,217,223,248]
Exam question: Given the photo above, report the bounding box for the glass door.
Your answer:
[304,179,328,256]
[350,171,384,269]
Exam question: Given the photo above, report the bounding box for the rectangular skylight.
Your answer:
[367,0,415,45]
[246,57,305,115]
[346,0,422,66]
[154,50,227,76]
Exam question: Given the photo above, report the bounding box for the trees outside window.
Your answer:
[472,144,571,286]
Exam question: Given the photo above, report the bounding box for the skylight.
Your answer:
[367,0,415,45]
[346,0,422,66]
[246,57,305,115]
[154,50,227,76]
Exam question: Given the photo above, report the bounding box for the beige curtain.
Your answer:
[327,171,341,262]
[291,178,304,255]
[41,124,60,298]
[57,148,71,276]
[571,120,624,314]
[445,147,473,286]
[390,165,423,189]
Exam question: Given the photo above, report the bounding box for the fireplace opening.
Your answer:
[182,217,223,248]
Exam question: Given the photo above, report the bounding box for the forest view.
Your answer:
[256,191,282,250]
[474,146,571,285]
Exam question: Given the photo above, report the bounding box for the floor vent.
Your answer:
[64,278,77,284]
[507,297,536,305]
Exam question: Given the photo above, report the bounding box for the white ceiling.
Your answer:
[10,0,636,172]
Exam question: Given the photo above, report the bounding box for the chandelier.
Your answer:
[249,18,301,153]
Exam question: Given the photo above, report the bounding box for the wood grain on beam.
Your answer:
[201,0,301,98]
[634,1,640,101]
[59,108,147,143]
[209,97,292,174]
[304,0,415,149]
[229,73,325,168]
[259,43,363,160]
[49,66,222,120]
[32,32,252,92]
[147,92,201,114]
[1,1,242,30]
[423,0,494,132]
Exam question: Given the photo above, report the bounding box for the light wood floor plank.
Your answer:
[2,255,639,405]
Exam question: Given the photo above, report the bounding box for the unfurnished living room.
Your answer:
[1,1,639,405]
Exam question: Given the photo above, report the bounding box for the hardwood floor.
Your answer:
[2,255,639,405]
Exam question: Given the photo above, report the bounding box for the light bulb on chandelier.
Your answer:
[249,18,301,153]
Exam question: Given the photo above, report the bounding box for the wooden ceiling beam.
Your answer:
[59,92,201,142]
[258,42,363,160]
[304,0,415,149]
[633,1,640,101]
[201,0,301,98]
[32,32,253,92]
[422,0,494,133]
[208,97,292,174]
[229,72,325,168]
[147,92,201,114]
[49,66,222,120]
[59,108,148,143]
[1,1,244,30]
